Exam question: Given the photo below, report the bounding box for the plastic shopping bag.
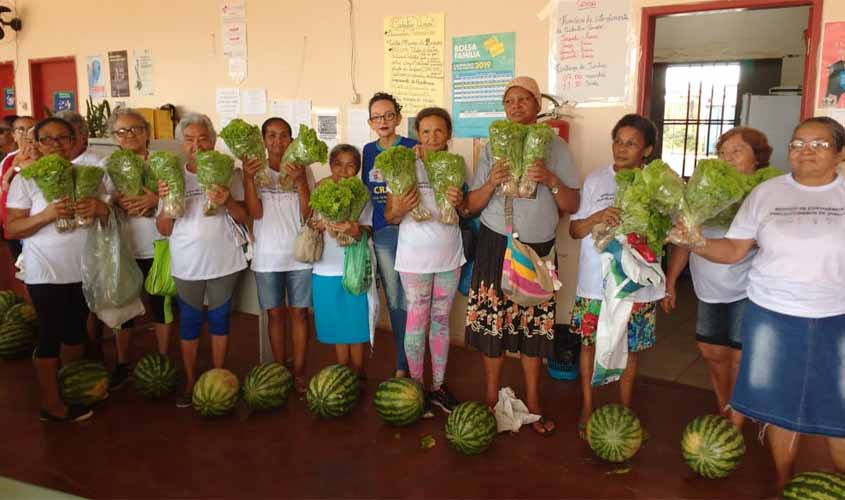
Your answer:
[145,239,178,323]
[341,232,372,296]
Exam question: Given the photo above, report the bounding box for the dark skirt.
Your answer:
[464,223,556,358]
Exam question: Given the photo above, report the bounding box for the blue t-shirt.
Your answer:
[361,136,417,232]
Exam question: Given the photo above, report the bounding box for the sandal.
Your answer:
[294,375,307,395]
[578,422,588,441]
[531,416,556,436]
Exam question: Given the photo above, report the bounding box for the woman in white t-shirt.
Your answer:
[155,113,249,408]
[104,108,171,390]
[6,117,111,422]
[568,114,663,438]
[384,107,466,417]
[242,117,312,393]
[662,127,772,429]
[681,117,845,489]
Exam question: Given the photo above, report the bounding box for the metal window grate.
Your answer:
[661,63,740,177]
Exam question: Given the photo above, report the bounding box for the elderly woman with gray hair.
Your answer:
[155,112,249,408]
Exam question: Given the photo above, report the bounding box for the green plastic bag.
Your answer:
[341,233,372,296]
[144,239,178,323]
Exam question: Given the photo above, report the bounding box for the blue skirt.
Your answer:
[312,274,370,344]
[730,300,845,437]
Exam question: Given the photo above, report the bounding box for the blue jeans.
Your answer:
[373,225,408,372]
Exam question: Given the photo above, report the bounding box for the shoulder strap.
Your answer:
[504,196,514,233]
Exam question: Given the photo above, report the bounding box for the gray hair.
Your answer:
[176,112,216,144]
[53,111,88,137]
[107,107,151,138]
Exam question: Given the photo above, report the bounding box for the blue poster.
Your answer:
[53,91,75,112]
[451,32,515,138]
[3,88,14,110]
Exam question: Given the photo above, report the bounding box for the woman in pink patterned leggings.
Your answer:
[384,107,468,417]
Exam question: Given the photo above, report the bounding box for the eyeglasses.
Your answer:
[13,126,27,134]
[369,112,397,123]
[613,138,641,149]
[788,139,832,152]
[718,147,749,157]
[112,126,146,138]
[38,135,74,147]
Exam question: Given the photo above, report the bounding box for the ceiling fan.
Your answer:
[0,6,22,40]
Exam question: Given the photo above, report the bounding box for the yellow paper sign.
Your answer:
[383,12,445,114]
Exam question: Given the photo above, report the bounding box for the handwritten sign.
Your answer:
[384,12,445,114]
[550,0,632,105]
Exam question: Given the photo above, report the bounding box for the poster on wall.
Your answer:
[53,92,75,112]
[108,50,130,98]
[383,12,445,114]
[549,0,633,106]
[86,55,106,100]
[451,32,515,138]
[221,0,248,84]
[819,22,845,108]
[3,88,14,110]
[132,49,155,96]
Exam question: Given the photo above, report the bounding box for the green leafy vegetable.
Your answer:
[339,176,370,221]
[424,151,466,225]
[374,145,431,221]
[148,151,185,218]
[195,150,234,215]
[20,153,75,231]
[280,124,327,191]
[310,178,354,222]
[220,118,270,187]
[105,149,146,196]
[489,120,526,196]
[518,124,555,198]
[73,166,104,200]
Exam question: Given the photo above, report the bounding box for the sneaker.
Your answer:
[109,363,131,390]
[175,393,193,409]
[40,404,94,422]
[430,385,460,414]
[421,392,434,419]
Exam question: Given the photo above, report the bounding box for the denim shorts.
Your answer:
[730,300,845,437]
[696,298,747,349]
[254,269,312,311]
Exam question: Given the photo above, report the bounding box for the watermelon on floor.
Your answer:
[133,353,178,399]
[242,362,293,412]
[781,471,845,500]
[192,368,239,417]
[0,290,24,318]
[0,321,35,360]
[58,360,108,406]
[306,364,359,418]
[445,401,497,455]
[681,414,745,478]
[587,404,643,463]
[373,377,424,427]
[3,303,36,326]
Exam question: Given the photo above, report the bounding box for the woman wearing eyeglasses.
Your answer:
[1,117,38,260]
[361,92,417,378]
[5,117,111,422]
[104,108,171,390]
[662,127,772,429]
[677,117,845,490]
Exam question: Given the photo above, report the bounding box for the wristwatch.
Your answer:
[549,182,560,195]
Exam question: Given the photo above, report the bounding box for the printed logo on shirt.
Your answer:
[596,192,615,208]
[767,205,845,225]
[369,168,385,183]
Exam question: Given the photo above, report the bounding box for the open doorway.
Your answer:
[637,1,822,175]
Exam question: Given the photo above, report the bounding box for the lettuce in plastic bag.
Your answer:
[310,178,353,222]
[281,124,328,192]
[488,120,526,197]
[518,123,554,198]
[424,151,466,225]
[20,153,75,232]
[374,145,431,221]
[220,118,271,187]
[148,151,185,218]
[73,165,104,227]
[340,176,370,221]
[195,150,234,215]
[106,149,145,196]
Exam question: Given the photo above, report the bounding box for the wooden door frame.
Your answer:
[637,0,824,120]
[28,56,78,116]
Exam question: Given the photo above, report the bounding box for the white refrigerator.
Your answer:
[740,94,802,172]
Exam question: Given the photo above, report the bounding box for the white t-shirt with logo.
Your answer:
[251,168,311,273]
[688,225,753,303]
[393,159,466,274]
[726,174,845,318]
[168,167,247,281]
[571,164,664,302]
[311,202,373,277]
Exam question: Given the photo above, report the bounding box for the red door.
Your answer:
[30,57,78,119]
[0,62,15,120]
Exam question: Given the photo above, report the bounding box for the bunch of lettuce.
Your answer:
[424,151,466,225]
[340,176,370,221]
[374,145,431,221]
[281,124,328,192]
[310,179,353,222]
[488,120,526,197]
[73,166,104,228]
[518,123,555,198]
[220,118,271,188]
[705,166,782,227]
[196,150,234,215]
[148,151,185,218]
[105,149,145,196]
[20,153,75,232]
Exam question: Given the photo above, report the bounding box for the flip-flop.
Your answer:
[578,422,588,441]
[294,376,307,395]
[531,416,556,436]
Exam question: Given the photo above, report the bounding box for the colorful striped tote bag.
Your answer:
[500,197,560,306]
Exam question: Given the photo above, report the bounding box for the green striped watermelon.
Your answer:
[58,360,108,406]
[0,290,23,317]
[681,415,745,478]
[242,362,293,411]
[0,321,35,359]
[133,353,178,399]
[3,303,36,326]
[373,378,424,426]
[445,401,497,455]
[781,471,845,500]
[192,368,239,417]
[587,404,643,463]
[306,364,359,418]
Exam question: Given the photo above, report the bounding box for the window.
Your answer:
[661,63,740,177]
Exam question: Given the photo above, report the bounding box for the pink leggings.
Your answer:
[399,269,460,391]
